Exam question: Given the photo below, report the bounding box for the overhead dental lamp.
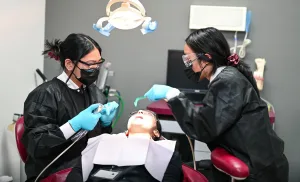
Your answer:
[93,0,157,36]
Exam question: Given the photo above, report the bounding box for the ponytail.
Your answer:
[227,53,260,96]
[42,39,62,62]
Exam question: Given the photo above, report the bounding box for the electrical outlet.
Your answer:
[108,71,114,76]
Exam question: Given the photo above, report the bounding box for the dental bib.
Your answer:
[93,0,157,36]
[81,133,176,182]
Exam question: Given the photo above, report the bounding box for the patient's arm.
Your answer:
[162,151,183,182]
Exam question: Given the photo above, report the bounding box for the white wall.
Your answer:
[0,0,45,180]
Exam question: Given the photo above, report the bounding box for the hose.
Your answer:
[34,134,82,182]
[186,135,196,170]
[230,10,252,59]
[108,90,125,128]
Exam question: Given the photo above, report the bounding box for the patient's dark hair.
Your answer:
[148,110,162,141]
[154,119,162,141]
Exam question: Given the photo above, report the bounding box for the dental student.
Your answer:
[22,33,118,182]
[143,27,289,182]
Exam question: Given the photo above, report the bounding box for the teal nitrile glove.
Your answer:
[69,104,102,132]
[100,101,119,127]
[144,84,172,101]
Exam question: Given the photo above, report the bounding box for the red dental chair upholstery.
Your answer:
[15,117,72,182]
[211,148,249,181]
[182,163,208,182]
[15,116,27,163]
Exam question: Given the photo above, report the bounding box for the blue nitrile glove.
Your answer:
[144,84,172,101]
[69,104,102,132]
[100,101,119,127]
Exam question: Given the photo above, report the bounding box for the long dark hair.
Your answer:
[42,33,102,69]
[185,27,259,95]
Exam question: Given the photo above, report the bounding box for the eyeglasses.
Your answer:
[182,53,211,67]
[182,53,199,67]
[77,58,105,70]
[129,110,156,118]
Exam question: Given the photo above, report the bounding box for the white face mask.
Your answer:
[93,0,157,36]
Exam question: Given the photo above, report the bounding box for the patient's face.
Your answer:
[127,110,157,134]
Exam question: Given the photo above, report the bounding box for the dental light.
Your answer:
[93,0,157,36]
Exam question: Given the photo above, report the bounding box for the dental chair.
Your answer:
[15,116,72,182]
[211,148,249,181]
[184,139,250,181]
[16,117,208,182]
[182,163,208,182]
[178,131,250,181]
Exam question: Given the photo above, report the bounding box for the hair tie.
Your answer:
[227,53,240,66]
[47,51,60,61]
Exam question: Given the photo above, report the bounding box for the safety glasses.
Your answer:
[77,58,106,70]
[182,53,199,67]
[182,53,213,67]
[129,110,157,118]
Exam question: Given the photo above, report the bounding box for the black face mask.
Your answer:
[184,67,201,82]
[76,68,100,86]
[184,64,209,83]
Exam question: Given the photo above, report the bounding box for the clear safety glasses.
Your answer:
[182,53,199,67]
[77,58,105,70]
[129,110,157,118]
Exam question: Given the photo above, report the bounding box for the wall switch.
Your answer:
[108,71,114,76]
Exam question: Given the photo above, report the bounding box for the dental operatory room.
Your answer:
[1,0,300,182]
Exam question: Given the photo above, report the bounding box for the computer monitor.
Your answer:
[166,50,209,103]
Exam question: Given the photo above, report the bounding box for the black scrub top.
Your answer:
[22,77,111,182]
[168,66,289,181]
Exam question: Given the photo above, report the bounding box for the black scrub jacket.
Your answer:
[22,78,111,182]
[168,66,289,182]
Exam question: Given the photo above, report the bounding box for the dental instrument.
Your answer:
[71,104,104,141]
[134,96,147,107]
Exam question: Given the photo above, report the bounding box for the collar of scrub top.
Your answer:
[106,0,146,16]
[57,71,85,90]
[210,66,226,83]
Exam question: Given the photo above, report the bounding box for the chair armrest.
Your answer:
[211,148,249,180]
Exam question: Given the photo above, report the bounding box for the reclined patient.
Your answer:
[66,110,183,182]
